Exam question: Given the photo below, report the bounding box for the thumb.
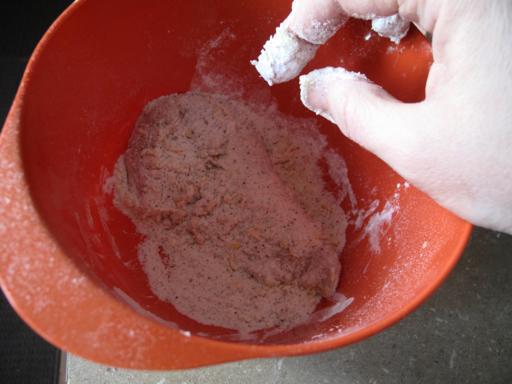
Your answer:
[299,67,426,166]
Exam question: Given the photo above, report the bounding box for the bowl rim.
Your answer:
[0,0,473,370]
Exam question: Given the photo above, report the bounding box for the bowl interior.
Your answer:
[19,0,467,344]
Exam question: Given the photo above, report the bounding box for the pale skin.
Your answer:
[280,0,512,235]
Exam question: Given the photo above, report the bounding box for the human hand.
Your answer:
[254,0,512,235]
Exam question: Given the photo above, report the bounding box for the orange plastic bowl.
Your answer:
[0,0,471,370]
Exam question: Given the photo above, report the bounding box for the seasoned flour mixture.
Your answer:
[111,92,348,334]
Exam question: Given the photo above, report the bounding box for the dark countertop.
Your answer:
[1,3,71,384]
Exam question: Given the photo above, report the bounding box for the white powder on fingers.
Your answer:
[251,17,318,86]
[299,67,368,124]
[371,14,410,44]
[252,10,411,88]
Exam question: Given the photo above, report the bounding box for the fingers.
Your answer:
[286,0,405,45]
[252,0,435,85]
[337,1,440,36]
[251,0,350,86]
[299,67,426,166]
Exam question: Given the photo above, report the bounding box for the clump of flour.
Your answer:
[371,14,410,44]
[110,92,349,334]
